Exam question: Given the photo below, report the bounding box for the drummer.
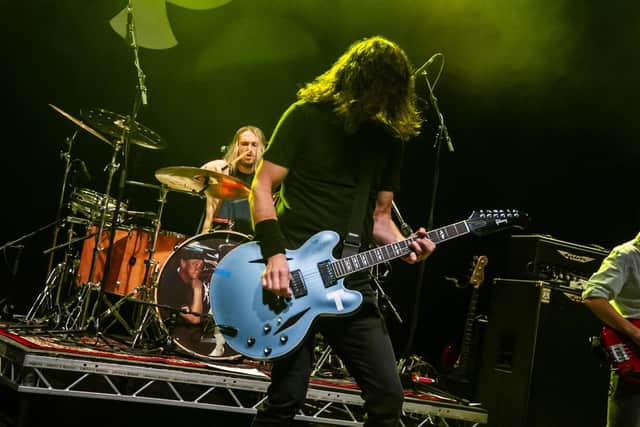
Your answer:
[200,126,266,235]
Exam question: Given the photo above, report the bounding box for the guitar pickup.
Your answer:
[290,270,307,298]
[318,260,337,287]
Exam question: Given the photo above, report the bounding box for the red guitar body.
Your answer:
[601,319,640,383]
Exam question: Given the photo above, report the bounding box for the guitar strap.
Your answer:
[341,147,376,259]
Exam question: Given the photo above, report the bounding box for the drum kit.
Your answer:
[22,104,250,361]
[12,104,403,366]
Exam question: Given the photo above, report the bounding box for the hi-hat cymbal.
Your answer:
[154,166,250,200]
[49,104,112,146]
[82,108,166,150]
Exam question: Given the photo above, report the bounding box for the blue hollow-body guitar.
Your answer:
[210,209,528,361]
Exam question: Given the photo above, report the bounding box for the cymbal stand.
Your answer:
[26,216,91,326]
[45,130,78,278]
[141,184,168,292]
[77,136,123,330]
[22,130,82,325]
[131,184,169,349]
[85,0,148,333]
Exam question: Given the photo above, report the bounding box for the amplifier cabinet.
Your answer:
[476,279,609,427]
[506,234,608,281]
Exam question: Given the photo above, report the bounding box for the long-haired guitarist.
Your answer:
[583,232,640,427]
[248,35,435,426]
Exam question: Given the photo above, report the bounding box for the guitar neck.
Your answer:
[331,220,471,279]
[457,287,480,368]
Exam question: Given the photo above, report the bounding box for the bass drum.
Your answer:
[155,230,249,361]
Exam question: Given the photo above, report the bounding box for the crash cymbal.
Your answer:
[82,108,166,150]
[49,104,112,146]
[155,166,250,200]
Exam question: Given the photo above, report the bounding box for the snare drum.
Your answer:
[70,188,127,223]
[76,225,186,296]
[155,230,249,360]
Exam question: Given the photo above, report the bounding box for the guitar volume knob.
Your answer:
[263,324,272,334]
[263,347,272,356]
[279,335,288,344]
[247,337,256,346]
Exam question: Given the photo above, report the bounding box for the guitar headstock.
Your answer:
[468,255,488,288]
[466,209,529,237]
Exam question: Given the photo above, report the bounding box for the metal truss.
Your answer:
[0,342,487,426]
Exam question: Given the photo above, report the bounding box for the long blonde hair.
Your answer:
[223,125,266,175]
[297,36,421,140]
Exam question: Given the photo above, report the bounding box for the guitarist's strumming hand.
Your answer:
[402,228,436,264]
[262,253,293,298]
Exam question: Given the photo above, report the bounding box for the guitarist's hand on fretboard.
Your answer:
[261,253,293,298]
[402,228,436,264]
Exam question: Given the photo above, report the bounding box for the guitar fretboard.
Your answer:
[331,220,471,278]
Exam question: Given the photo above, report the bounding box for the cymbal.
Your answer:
[82,108,166,150]
[49,104,112,146]
[154,166,250,200]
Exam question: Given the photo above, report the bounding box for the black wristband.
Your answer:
[254,219,287,259]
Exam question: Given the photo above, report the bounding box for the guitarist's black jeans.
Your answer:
[251,299,404,426]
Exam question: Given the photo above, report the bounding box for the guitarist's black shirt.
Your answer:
[264,100,403,294]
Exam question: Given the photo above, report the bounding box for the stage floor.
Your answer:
[0,319,487,426]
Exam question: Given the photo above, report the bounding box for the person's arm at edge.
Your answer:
[584,297,640,346]
[250,159,292,297]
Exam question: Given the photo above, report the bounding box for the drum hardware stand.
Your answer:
[26,217,88,325]
[0,218,63,321]
[118,182,168,349]
[84,0,149,336]
[129,299,211,351]
[139,185,168,293]
[37,220,100,329]
[79,133,124,329]
[45,130,79,278]
[311,335,347,378]
[28,284,142,352]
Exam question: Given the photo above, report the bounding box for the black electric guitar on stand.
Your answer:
[441,255,488,386]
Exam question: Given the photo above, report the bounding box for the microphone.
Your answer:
[413,53,442,76]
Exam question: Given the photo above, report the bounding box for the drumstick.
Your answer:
[227,150,249,166]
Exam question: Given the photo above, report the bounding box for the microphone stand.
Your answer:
[87,0,148,333]
[402,56,455,358]
[0,220,63,320]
